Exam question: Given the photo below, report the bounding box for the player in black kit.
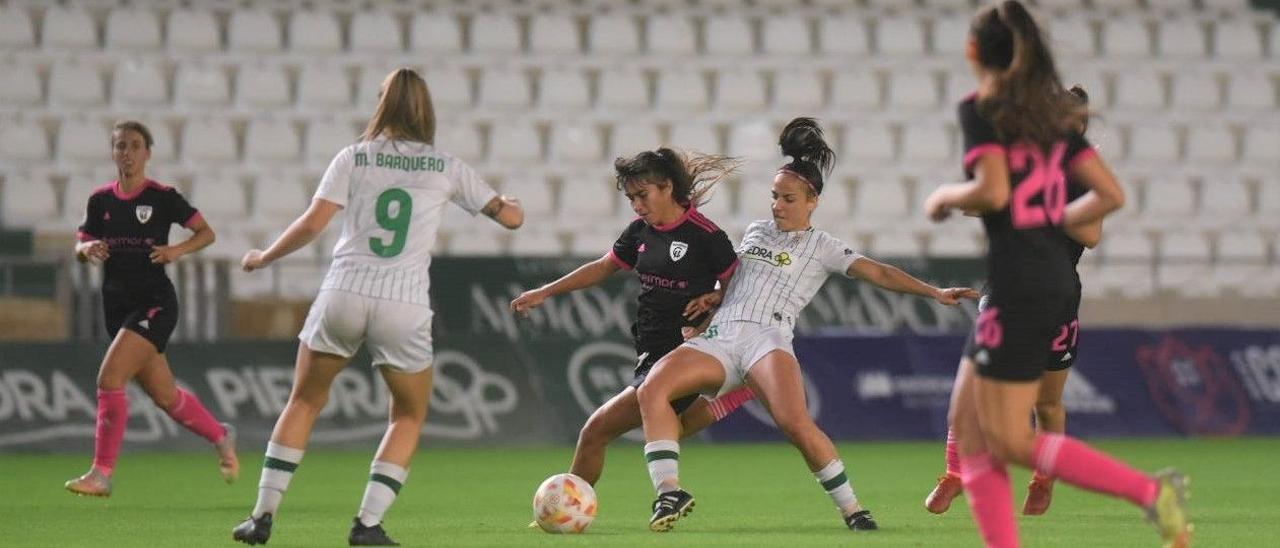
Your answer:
[65,121,238,498]
[922,3,1188,547]
[510,148,740,502]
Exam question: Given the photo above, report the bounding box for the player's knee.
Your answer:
[287,391,330,415]
[150,390,178,409]
[1034,400,1064,423]
[982,431,1034,465]
[577,418,610,449]
[635,381,666,409]
[773,413,815,444]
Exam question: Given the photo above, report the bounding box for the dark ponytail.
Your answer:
[777,117,834,196]
[614,148,741,208]
[971,1,1084,147]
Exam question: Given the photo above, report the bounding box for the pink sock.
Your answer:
[960,452,1020,548]
[707,387,756,421]
[1034,433,1157,507]
[165,389,227,444]
[945,428,961,477]
[92,388,129,476]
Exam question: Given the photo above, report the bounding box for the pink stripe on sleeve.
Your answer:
[607,249,633,271]
[76,230,99,242]
[1067,147,1099,170]
[182,211,205,229]
[963,144,1007,171]
[717,259,739,281]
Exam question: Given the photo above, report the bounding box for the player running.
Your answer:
[925,85,1101,517]
[922,3,1190,547]
[634,117,978,533]
[232,68,524,546]
[66,120,237,497]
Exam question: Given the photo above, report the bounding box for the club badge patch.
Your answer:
[669,241,688,262]
[135,205,153,224]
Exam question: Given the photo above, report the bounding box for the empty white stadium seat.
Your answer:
[773,69,824,112]
[201,228,255,261]
[868,231,923,257]
[887,70,939,111]
[588,13,640,55]
[356,65,400,108]
[410,11,463,53]
[297,64,351,110]
[695,182,735,222]
[352,11,402,53]
[43,5,96,51]
[305,119,356,166]
[245,119,301,165]
[1141,176,1195,218]
[49,60,104,107]
[609,121,661,160]
[1226,71,1275,110]
[1050,17,1095,57]
[876,16,926,56]
[1169,71,1220,111]
[761,15,810,56]
[62,174,107,223]
[511,230,566,256]
[435,122,483,164]
[422,66,471,110]
[842,123,895,163]
[57,117,108,165]
[1184,126,1236,164]
[141,119,177,163]
[655,70,708,113]
[550,124,601,163]
[568,231,616,257]
[189,175,248,220]
[1127,124,1180,164]
[106,7,161,51]
[811,180,851,227]
[175,64,230,108]
[852,179,910,227]
[447,232,505,256]
[503,175,554,219]
[228,9,282,52]
[944,69,977,106]
[929,230,983,257]
[529,13,578,54]
[726,120,777,166]
[488,122,542,165]
[1213,229,1267,295]
[1199,178,1251,221]
[0,61,42,107]
[1097,230,1155,297]
[1242,126,1279,166]
[1114,70,1164,110]
[167,9,220,53]
[1,172,58,227]
[1157,17,1207,58]
[1157,231,1213,295]
[830,70,881,110]
[539,68,590,110]
[1101,17,1151,57]
[559,178,617,225]
[0,5,35,48]
[900,123,952,165]
[647,14,696,55]
[705,14,754,55]
[470,14,521,53]
[818,14,869,55]
[597,68,649,111]
[252,176,309,222]
[933,17,969,56]
[289,9,342,53]
[181,118,238,165]
[668,122,720,155]
[477,67,531,110]
[112,61,168,108]
[716,70,766,112]
[1214,19,1264,59]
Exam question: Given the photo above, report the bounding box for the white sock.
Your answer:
[815,459,860,516]
[252,442,304,518]
[644,440,680,494]
[357,461,409,527]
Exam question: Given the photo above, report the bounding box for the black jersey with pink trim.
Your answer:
[959,96,1096,300]
[77,180,203,297]
[609,207,738,350]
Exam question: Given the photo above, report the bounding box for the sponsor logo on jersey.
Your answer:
[137,319,150,330]
[669,241,688,262]
[638,243,647,253]
[743,246,792,267]
[135,205,153,224]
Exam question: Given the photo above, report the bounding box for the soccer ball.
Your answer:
[532,473,597,534]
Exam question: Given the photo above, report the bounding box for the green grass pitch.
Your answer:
[2,438,1276,547]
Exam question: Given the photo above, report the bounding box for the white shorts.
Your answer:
[681,321,794,397]
[298,289,434,373]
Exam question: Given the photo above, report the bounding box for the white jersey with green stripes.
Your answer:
[314,138,497,306]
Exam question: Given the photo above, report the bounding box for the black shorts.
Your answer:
[1046,290,1082,372]
[629,341,698,414]
[965,293,1073,382]
[103,288,179,353]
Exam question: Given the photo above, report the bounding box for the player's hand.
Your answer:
[149,245,183,264]
[924,190,954,222]
[241,249,269,272]
[510,288,548,316]
[77,240,110,264]
[681,325,704,340]
[683,291,722,319]
[934,287,981,306]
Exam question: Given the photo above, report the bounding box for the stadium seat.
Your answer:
[655,69,708,113]
[1184,125,1236,165]
[304,119,356,166]
[351,10,403,53]
[470,13,521,54]
[568,230,617,257]
[488,122,543,165]
[49,60,105,107]
[695,181,735,222]
[1254,179,1280,225]
[773,69,824,112]
[726,120,777,167]
[510,229,566,256]
[1113,70,1165,111]
[1169,71,1220,111]
[62,173,107,223]
[1225,71,1275,110]
[245,119,301,165]
[435,122,483,165]
[0,5,35,48]
[539,68,591,111]
[900,123,952,165]
[646,14,696,55]
[875,16,926,57]
[529,13,579,54]
[1141,175,1196,219]
[761,14,811,56]
[252,176,309,223]
[167,9,220,53]
[1100,17,1151,57]
[597,67,650,112]
[887,70,939,111]
[410,11,463,53]
[830,69,881,111]
[288,9,342,53]
[842,123,896,164]
[608,121,662,160]
[559,178,617,226]
[297,64,352,111]
[1213,18,1264,59]
[234,64,290,110]
[478,67,532,111]
[175,64,231,108]
[112,61,169,108]
[1198,178,1251,224]
[811,179,851,227]
[668,122,721,156]
[180,118,238,165]
[1156,231,1213,296]
[817,13,869,55]
[189,174,249,221]
[1242,126,1279,167]
[1,172,58,227]
[588,13,640,55]
[705,14,754,55]
[852,179,910,228]
[933,17,969,56]
[0,61,42,107]
[201,227,255,261]
[1156,17,1208,59]
[42,5,96,51]
[1049,16,1095,58]
[141,119,178,164]
[1097,230,1155,298]
[868,231,923,258]
[503,175,554,219]
[56,117,108,166]
[928,230,983,258]
[228,9,283,52]
[943,69,977,106]
[1127,124,1180,164]
[422,66,471,110]
[105,7,161,51]
[715,70,767,112]
[447,232,505,256]
[1213,229,1268,295]
[549,123,602,163]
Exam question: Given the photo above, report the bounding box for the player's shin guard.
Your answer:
[961,451,1020,548]
[815,459,860,516]
[92,388,129,476]
[252,442,304,518]
[1034,433,1158,507]
[644,440,680,494]
[357,461,408,527]
[164,389,227,443]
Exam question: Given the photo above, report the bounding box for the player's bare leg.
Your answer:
[66,330,152,497]
[572,387,643,486]
[136,353,239,483]
[1025,368,1069,515]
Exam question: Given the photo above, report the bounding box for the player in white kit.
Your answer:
[232,68,524,546]
[635,118,979,533]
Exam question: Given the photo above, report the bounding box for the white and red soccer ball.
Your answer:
[532,473,597,534]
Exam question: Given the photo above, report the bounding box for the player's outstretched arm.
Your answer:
[482,195,524,229]
[924,154,1011,222]
[242,198,341,272]
[847,257,979,305]
[1064,156,1126,229]
[511,254,620,315]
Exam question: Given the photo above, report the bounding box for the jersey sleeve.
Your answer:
[609,220,644,271]
[959,100,1005,178]
[705,229,739,281]
[314,146,356,207]
[447,157,499,216]
[77,194,103,242]
[1065,131,1098,172]
[818,233,864,277]
[167,188,202,228]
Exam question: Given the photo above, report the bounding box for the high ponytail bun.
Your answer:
[777,117,835,196]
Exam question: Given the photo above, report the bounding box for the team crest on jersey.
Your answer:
[135,205,153,224]
[669,241,689,262]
